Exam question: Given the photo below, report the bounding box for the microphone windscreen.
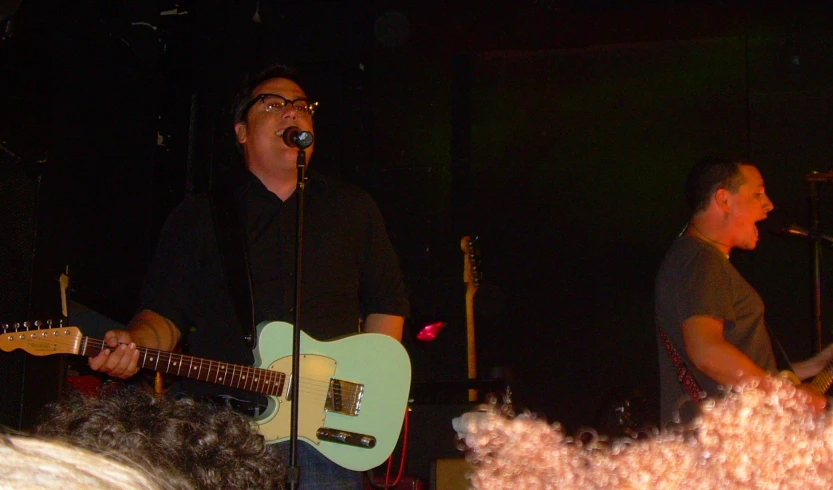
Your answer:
[282,126,300,147]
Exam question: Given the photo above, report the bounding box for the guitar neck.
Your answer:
[465,287,477,381]
[79,337,287,397]
[461,235,481,403]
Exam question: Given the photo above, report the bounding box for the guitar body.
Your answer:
[251,321,411,471]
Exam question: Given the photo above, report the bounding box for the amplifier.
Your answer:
[430,458,470,490]
[364,474,424,490]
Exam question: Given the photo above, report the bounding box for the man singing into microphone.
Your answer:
[88,63,409,489]
[655,156,833,426]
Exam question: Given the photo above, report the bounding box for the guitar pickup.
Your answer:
[325,379,364,416]
[316,428,376,448]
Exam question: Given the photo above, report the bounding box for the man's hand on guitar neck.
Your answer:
[88,329,140,379]
[87,310,181,380]
[789,342,833,414]
[779,370,826,410]
[791,343,833,380]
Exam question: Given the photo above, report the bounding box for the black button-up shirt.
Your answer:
[140,170,409,399]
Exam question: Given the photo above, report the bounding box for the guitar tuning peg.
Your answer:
[46,319,53,327]
[34,320,41,328]
[23,320,31,329]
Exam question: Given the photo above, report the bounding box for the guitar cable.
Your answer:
[365,406,411,489]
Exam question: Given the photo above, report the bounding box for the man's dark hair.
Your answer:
[36,388,287,490]
[231,62,306,125]
[684,155,751,215]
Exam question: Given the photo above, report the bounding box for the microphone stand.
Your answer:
[809,180,823,353]
[288,147,307,490]
[804,171,833,354]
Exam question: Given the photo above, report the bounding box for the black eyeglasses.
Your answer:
[241,93,318,119]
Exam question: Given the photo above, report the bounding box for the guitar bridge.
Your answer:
[325,379,364,416]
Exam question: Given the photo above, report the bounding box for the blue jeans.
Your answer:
[273,440,363,490]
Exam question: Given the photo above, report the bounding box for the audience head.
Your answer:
[0,433,169,490]
[36,387,287,490]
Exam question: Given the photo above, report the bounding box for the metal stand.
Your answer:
[804,171,833,353]
[288,146,309,490]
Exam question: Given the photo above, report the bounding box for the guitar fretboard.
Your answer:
[812,362,833,395]
[79,338,287,397]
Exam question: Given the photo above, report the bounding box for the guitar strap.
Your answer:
[660,323,794,403]
[765,323,795,373]
[209,187,256,349]
[657,326,706,401]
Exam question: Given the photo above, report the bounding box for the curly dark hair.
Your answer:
[35,387,287,490]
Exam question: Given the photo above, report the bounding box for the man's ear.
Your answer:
[714,188,731,212]
[234,122,248,144]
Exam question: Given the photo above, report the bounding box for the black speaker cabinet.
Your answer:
[405,403,474,483]
[0,158,65,430]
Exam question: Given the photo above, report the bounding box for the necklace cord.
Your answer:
[689,222,731,253]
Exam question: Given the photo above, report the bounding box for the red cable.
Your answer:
[374,407,410,488]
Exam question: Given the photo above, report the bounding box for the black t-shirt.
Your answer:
[139,171,409,400]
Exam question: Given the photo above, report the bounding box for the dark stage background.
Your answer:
[3,0,833,466]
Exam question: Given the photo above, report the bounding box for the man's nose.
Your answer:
[281,105,298,119]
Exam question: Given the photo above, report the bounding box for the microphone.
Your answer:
[280,126,314,149]
[774,222,833,246]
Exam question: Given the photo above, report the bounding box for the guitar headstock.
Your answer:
[1,319,83,356]
[461,235,482,290]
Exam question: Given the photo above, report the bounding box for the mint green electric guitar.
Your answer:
[0,320,412,471]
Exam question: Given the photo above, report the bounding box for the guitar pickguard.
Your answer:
[255,354,337,444]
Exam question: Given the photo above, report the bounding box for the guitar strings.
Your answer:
[6,330,356,400]
[75,337,349,398]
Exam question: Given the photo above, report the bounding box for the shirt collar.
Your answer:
[234,169,329,205]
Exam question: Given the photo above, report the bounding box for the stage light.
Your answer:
[416,320,446,342]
